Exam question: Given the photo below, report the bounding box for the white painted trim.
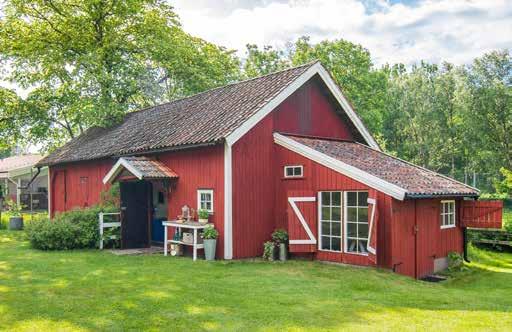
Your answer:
[274,133,407,200]
[197,189,214,213]
[288,196,317,245]
[316,65,380,150]
[317,192,322,251]
[223,143,233,259]
[318,191,343,253]
[367,198,376,255]
[440,200,456,229]
[225,63,380,150]
[102,158,144,184]
[47,170,51,218]
[284,165,303,178]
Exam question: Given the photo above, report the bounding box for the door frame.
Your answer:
[120,180,152,249]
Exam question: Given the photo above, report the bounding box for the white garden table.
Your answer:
[162,221,211,261]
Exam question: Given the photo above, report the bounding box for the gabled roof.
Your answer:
[274,133,479,200]
[103,157,178,184]
[38,61,378,166]
[0,155,44,178]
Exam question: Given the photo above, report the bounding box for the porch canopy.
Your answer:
[103,156,178,184]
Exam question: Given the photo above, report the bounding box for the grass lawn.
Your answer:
[1,230,512,331]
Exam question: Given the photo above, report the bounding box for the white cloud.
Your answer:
[172,0,512,66]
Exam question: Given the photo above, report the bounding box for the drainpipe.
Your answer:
[463,227,470,263]
[18,166,41,190]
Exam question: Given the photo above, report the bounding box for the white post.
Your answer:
[193,228,197,261]
[164,224,168,256]
[99,212,104,250]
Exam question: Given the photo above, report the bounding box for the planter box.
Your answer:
[9,216,23,230]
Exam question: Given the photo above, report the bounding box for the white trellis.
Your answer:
[99,212,121,249]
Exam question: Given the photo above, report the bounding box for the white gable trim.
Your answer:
[102,158,144,184]
[225,62,380,150]
[274,133,407,200]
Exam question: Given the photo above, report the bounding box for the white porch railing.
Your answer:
[99,212,121,250]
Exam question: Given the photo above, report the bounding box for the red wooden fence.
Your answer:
[461,200,503,229]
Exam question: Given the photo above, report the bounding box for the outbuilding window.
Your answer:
[319,191,342,252]
[344,191,369,255]
[440,200,456,229]
[197,189,214,213]
[284,165,303,178]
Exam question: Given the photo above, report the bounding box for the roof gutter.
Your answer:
[405,192,479,199]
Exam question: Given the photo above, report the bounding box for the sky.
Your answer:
[172,0,512,66]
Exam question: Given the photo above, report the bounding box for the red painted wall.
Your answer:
[49,145,225,258]
[157,145,225,258]
[390,199,463,278]
[50,159,114,216]
[273,78,354,140]
[231,78,357,259]
[274,145,388,266]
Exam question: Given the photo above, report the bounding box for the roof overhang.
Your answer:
[103,157,178,184]
[274,133,406,200]
[226,62,380,151]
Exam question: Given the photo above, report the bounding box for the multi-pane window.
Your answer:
[284,165,303,178]
[440,200,456,229]
[319,191,342,251]
[197,189,214,213]
[345,191,369,254]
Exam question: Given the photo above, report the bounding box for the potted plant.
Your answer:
[202,225,218,260]
[6,199,24,230]
[198,209,209,225]
[272,229,289,261]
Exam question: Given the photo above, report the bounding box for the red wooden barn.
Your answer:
[37,61,503,278]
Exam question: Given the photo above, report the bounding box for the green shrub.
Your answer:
[263,241,275,261]
[26,205,116,250]
[447,252,464,271]
[202,225,218,239]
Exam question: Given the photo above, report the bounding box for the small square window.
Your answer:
[440,200,455,229]
[197,189,214,213]
[284,165,303,178]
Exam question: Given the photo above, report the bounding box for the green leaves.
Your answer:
[0,0,240,150]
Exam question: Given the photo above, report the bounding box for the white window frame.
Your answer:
[344,191,369,256]
[284,165,303,178]
[318,191,343,252]
[440,200,456,229]
[197,189,214,213]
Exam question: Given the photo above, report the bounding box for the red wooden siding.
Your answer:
[49,145,225,258]
[231,77,366,258]
[50,159,114,216]
[157,145,225,258]
[390,199,464,278]
[274,145,383,266]
[273,78,354,140]
[461,200,503,229]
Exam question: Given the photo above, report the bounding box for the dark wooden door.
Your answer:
[120,181,151,249]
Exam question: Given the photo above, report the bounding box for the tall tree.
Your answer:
[243,44,289,78]
[0,0,240,150]
[465,50,512,171]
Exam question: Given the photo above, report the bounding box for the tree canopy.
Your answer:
[0,0,240,149]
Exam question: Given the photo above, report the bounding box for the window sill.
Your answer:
[440,224,456,230]
[344,251,369,257]
[282,176,305,180]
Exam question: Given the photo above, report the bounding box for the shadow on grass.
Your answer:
[1,230,512,331]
